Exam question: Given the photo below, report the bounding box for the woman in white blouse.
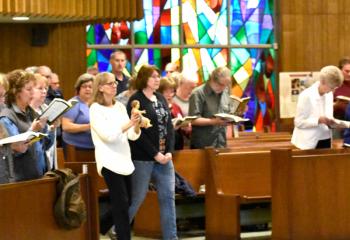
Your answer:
[291,65,343,149]
[90,72,140,240]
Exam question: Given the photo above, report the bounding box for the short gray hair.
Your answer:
[319,65,343,88]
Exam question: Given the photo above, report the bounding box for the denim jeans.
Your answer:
[129,160,178,240]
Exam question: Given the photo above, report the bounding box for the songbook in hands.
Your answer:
[230,95,250,116]
[0,131,48,145]
[172,116,198,128]
[329,119,350,129]
[38,98,78,125]
[214,113,249,123]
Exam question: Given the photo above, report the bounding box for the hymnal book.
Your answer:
[329,119,350,129]
[230,95,250,116]
[0,131,48,145]
[172,116,198,128]
[39,98,78,125]
[214,113,249,123]
[336,95,350,102]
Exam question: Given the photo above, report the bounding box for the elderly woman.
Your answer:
[30,74,57,173]
[62,73,95,152]
[0,69,48,181]
[292,65,344,149]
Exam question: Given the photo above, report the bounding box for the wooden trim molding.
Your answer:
[0,0,144,22]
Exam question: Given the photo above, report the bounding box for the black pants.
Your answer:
[315,138,331,149]
[101,167,131,240]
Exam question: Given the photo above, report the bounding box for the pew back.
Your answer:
[272,149,350,239]
[0,175,93,240]
[212,150,271,197]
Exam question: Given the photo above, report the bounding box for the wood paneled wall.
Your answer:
[0,0,143,21]
[278,0,350,72]
[277,0,350,131]
[0,23,86,99]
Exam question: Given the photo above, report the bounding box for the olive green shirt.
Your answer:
[188,83,232,149]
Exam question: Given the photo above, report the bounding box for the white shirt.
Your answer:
[90,102,140,176]
[291,81,333,149]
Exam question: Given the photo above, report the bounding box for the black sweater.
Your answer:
[127,90,174,161]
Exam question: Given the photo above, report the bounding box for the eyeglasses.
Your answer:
[104,81,118,87]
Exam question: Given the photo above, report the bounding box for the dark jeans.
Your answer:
[315,138,331,149]
[101,167,131,240]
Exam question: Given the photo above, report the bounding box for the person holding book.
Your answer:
[62,73,95,155]
[90,72,140,240]
[291,65,343,149]
[158,76,188,150]
[333,57,350,119]
[0,69,48,181]
[172,71,197,117]
[126,64,177,240]
[188,66,233,149]
[30,73,57,174]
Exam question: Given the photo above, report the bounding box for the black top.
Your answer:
[116,73,130,95]
[45,87,64,105]
[127,90,174,161]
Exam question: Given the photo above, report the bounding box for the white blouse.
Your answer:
[90,102,140,176]
[291,81,333,149]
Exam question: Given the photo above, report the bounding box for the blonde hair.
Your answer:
[319,65,343,88]
[33,73,48,87]
[0,73,9,91]
[91,72,116,106]
[158,77,177,94]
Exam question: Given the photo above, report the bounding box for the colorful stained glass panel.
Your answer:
[230,0,274,45]
[134,0,180,45]
[182,0,228,45]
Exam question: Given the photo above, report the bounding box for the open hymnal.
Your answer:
[329,119,350,129]
[214,113,249,123]
[38,98,78,125]
[172,116,198,128]
[230,95,250,116]
[0,131,48,145]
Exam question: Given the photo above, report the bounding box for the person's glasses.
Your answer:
[104,81,117,87]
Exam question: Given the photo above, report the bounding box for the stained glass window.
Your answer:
[86,0,276,130]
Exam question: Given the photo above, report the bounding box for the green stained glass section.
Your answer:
[182,0,228,45]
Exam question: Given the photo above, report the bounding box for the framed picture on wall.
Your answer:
[279,72,319,118]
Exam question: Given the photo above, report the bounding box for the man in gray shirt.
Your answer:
[188,66,232,148]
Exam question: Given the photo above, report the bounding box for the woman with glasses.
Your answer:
[30,73,58,174]
[90,72,140,240]
[61,73,95,154]
[127,64,177,240]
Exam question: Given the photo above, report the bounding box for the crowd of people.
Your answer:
[1,50,350,239]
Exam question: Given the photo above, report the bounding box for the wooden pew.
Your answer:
[133,149,207,238]
[65,143,95,162]
[0,174,95,240]
[271,148,350,240]
[205,148,275,240]
[133,139,293,238]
